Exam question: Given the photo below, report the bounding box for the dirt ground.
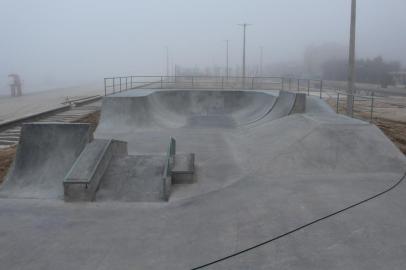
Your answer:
[326,97,406,155]
[75,111,101,133]
[0,111,101,184]
[374,119,406,154]
[0,146,16,184]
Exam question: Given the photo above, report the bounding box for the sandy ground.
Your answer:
[75,111,100,134]
[0,83,103,123]
[326,97,406,154]
[374,119,406,154]
[323,80,406,97]
[0,146,16,184]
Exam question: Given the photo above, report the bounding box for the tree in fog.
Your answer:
[322,56,401,87]
[303,43,347,77]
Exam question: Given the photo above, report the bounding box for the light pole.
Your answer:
[347,0,356,116]
[238,23,251,86]
[166,46,170,78]
[259,46,263,76]
[225,40,229,79]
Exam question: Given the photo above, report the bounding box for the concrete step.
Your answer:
[5,128,21,132]
[0,136,19,141]
[0,134,20,138]
[0,139,17,145]
[64,139,127,202]
[172,153,195,184]
[38,119,64,122]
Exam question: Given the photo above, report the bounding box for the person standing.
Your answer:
[8,74,22,97]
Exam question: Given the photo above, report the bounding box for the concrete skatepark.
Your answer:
[0,88,405,269]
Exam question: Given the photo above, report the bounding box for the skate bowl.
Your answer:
[0,89,405,270]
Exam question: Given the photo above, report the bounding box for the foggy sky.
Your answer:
[1,0,405,93]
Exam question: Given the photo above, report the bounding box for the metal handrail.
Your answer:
[103,75,325,97]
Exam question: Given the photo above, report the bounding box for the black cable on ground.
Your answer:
[191,171,406,270]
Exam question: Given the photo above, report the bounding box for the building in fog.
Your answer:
[389,71,406,86]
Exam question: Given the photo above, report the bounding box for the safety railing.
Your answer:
[103,75,324,97]
[332,90,406,124]
[104,76,164,96]
[281,78,323,98]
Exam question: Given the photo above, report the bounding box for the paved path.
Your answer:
[0,100,101,149]
[0,83,103,123]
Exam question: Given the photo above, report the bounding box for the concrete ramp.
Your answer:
[96,90,278,133]
[246,90,306,126]
[0,123,92,199]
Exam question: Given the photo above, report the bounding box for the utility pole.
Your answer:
[259,46,263,76]
[225,40,229,79]
[347,0,356,116]
[171,56,174,77]
[166,46,170,78]
[238,23,251,86]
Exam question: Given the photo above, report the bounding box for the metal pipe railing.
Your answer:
[103,75,325,97]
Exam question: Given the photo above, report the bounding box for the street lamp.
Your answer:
[238,23,251,86]
[225,40,229,79]
[259,46,263,76]
[347,0,356,116]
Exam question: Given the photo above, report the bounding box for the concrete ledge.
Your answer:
[64,139,127,202]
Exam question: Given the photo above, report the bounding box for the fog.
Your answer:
[1,0,405,94]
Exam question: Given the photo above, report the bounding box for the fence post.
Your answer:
[307,80,310,96]
[130,76,133,89]
[251,77,255,89]
[319,80,323,99]
[125,77,128,90]
[119,77,122,92]
[297,79,300,92]
[336,92,340,113]
[370,92,375,122]
[113,78,115,94]
[160,76,163,89]
[351,94,354,118]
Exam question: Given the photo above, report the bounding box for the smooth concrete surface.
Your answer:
[0,89,405,269]
[96,155,167,202]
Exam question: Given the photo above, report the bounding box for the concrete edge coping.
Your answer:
[64,138,113,185]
